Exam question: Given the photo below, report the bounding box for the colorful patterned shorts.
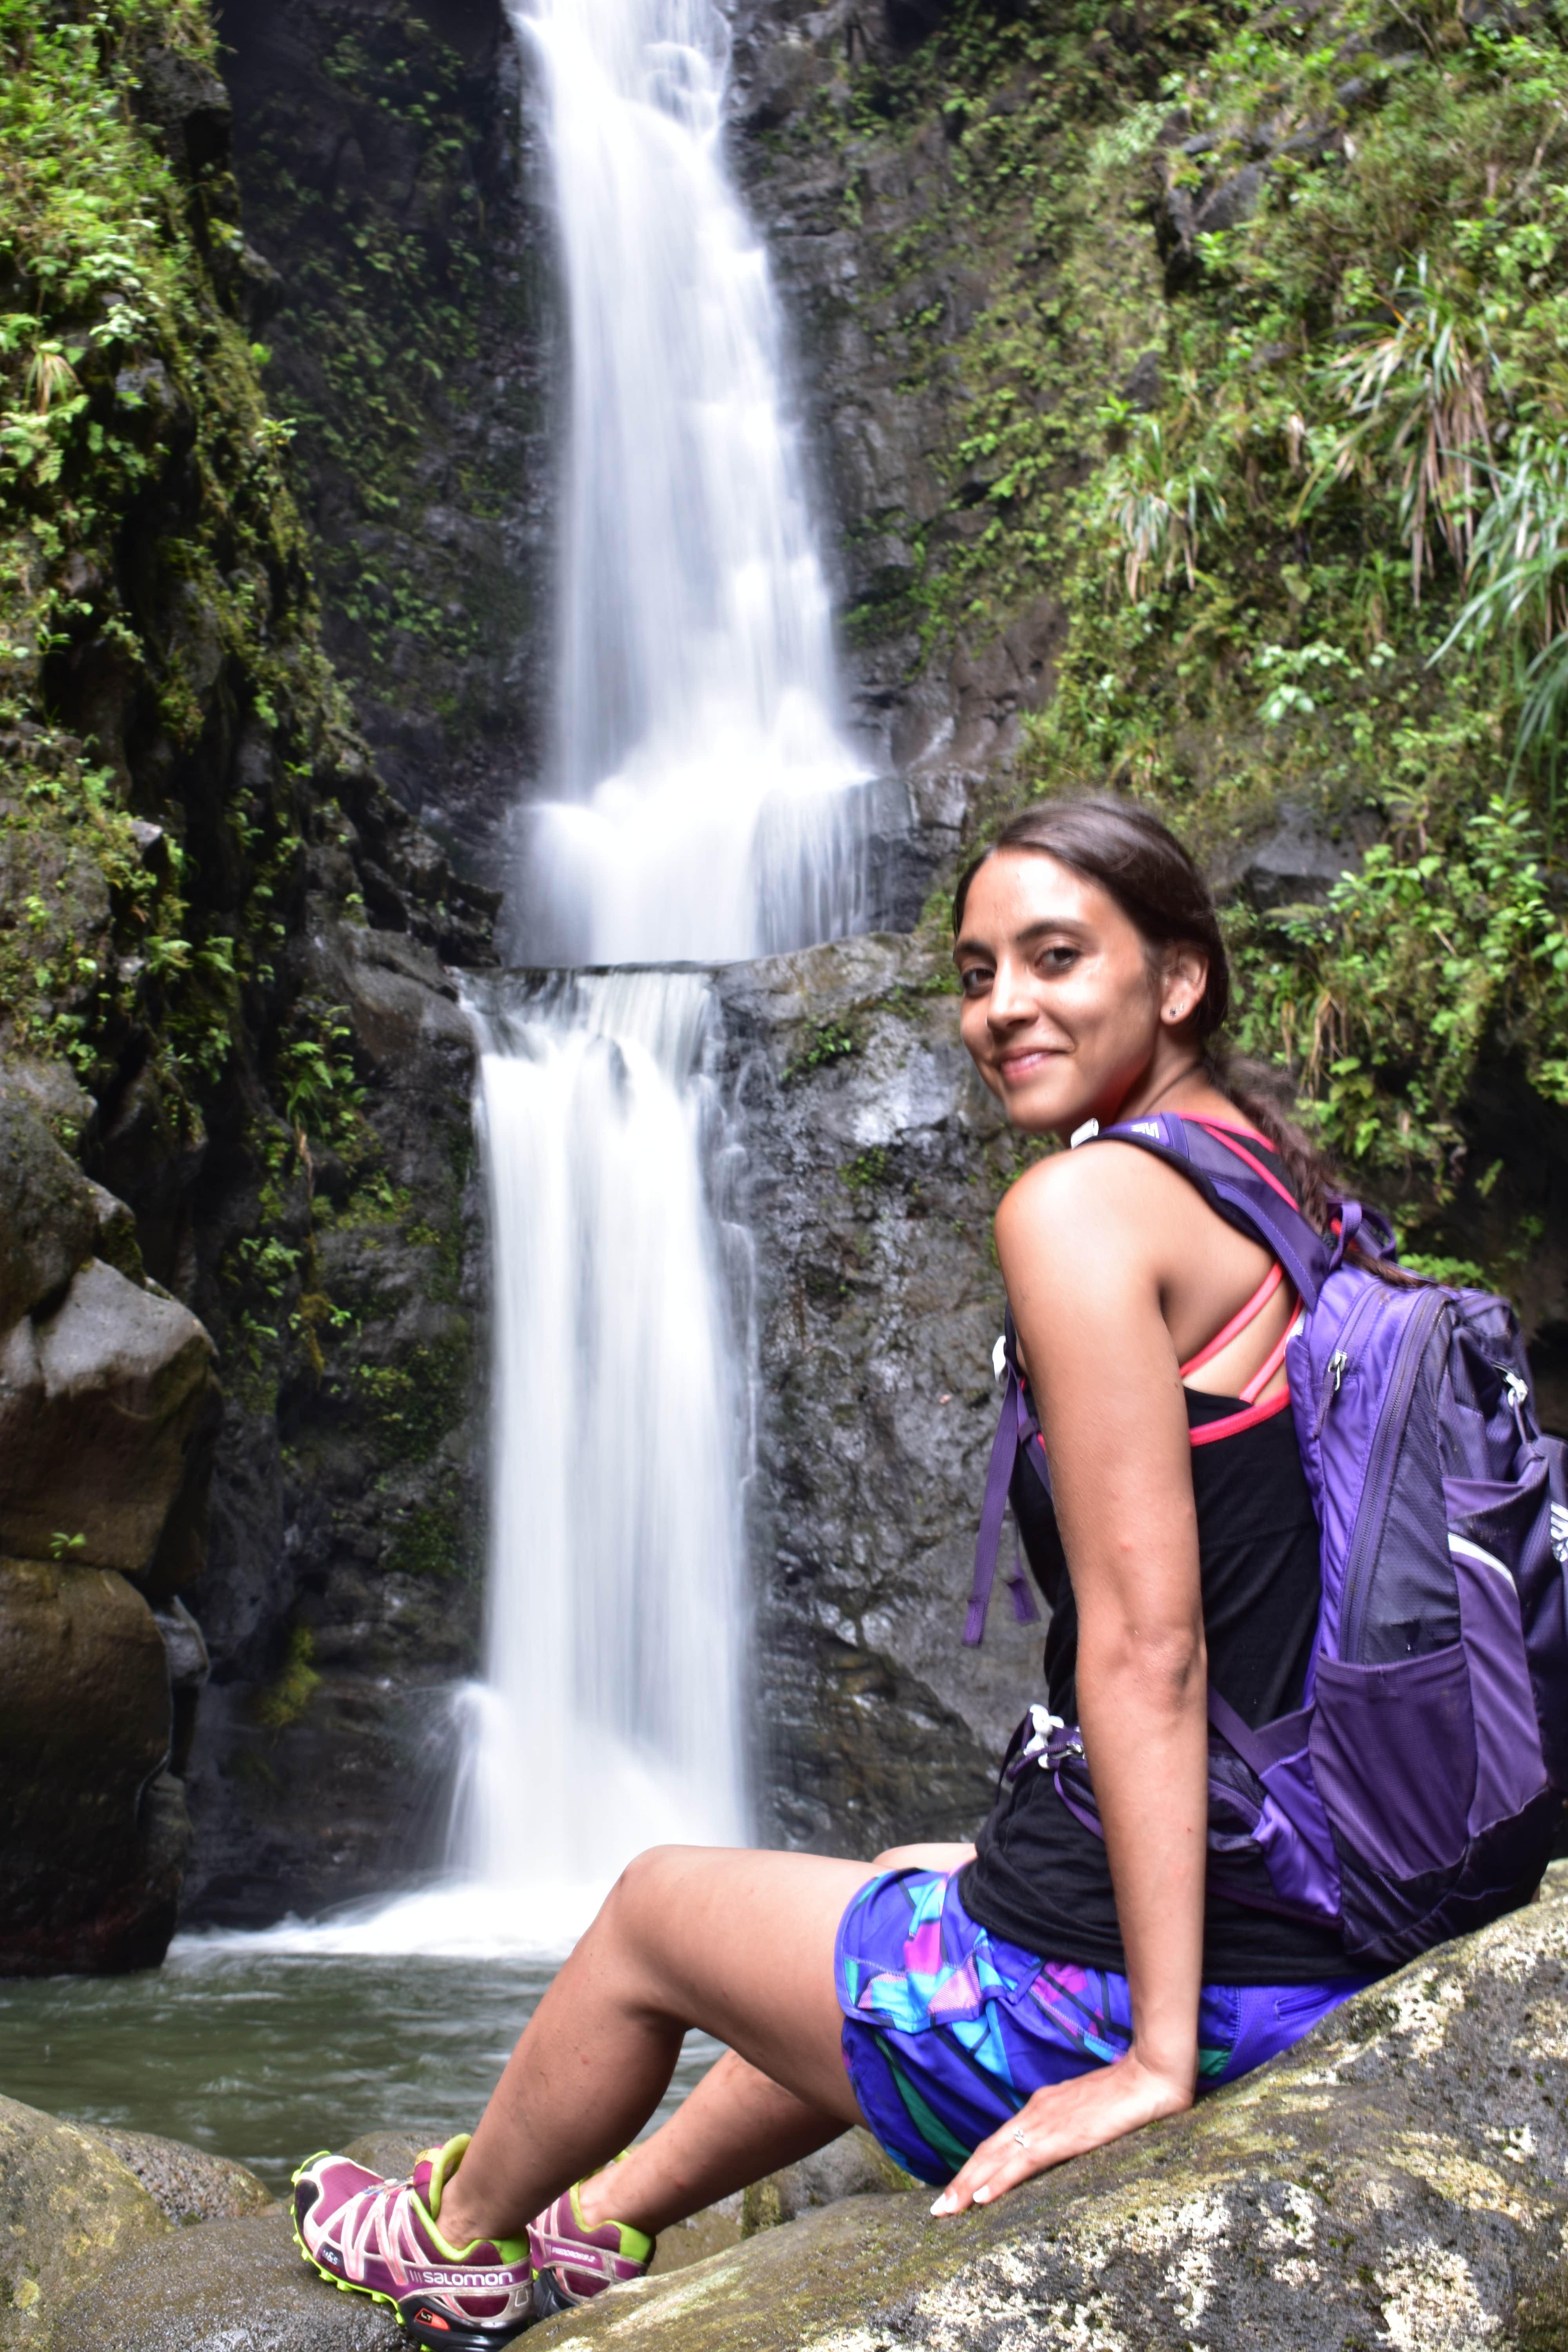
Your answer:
[835,1867,1376,2186]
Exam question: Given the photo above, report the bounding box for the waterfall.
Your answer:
[501,0,869,967]
[430,0,872,1941]
[456,973,751,1922]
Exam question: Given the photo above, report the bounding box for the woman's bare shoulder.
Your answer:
[997,1137,1202,1258]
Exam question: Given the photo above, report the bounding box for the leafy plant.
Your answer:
[1308,256,1499,605]
[1234,797,1568,1187]
[1096,416,1228,600]
[1432,426,1568,794]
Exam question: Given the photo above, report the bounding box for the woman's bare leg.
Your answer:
[436,1846,877,2249]
[567,1841,977,2232]
[579,2049,845,2235]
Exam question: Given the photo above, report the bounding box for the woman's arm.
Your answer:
[933,1146,1209,2212]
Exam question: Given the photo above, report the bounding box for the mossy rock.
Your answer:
[78,2126,271,2227]
[0,2092,168,2349]
[533,1872,1568,2350]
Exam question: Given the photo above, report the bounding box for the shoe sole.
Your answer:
[289,2155,537,2351]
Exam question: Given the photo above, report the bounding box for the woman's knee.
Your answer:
[607,1843,684,1915]
[602,1844,722,1947]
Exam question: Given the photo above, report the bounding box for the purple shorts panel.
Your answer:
[834,1867,1374,2187]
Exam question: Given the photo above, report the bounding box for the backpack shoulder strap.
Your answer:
[1091,1112,1332,1308]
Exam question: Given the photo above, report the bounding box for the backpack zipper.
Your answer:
[1337,1286,1450,1663]
[1312,1283,1381,1436]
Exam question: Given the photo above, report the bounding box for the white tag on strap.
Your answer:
[1069,1117,1100,1149]
[992,1333,1007,1383]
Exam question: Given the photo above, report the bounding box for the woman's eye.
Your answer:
[1039,946,1080,974]
[958,965,992,996]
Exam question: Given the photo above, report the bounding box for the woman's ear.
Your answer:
[1160,943,1209,1027]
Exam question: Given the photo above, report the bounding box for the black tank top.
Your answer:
[959,1138,1358,1983]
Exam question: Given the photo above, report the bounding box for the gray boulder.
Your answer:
[65,2205,403,2352]
[0,1558,185,1972]
[78,2127,270,2227]
[0,2092,169,2348]
[0,1095,98,1329]
[530,1871,1568,2349]
[0,1257,218,1585]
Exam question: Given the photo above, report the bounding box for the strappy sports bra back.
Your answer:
[968,1121,1310,1642]
[1174,1118,1304,1447]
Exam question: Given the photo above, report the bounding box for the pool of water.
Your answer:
[0,1938,721,2196]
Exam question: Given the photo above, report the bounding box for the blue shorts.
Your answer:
[834,1867,1376,2186]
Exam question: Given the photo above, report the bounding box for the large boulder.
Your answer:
[67,2205,402,2352]
[78,2127,271,2227]
[0,1094,98,1330]
[0,1558,188,1972]
[0,1258,218,1587]
[0,2092,169,2348]
[531,1871,1568,2350]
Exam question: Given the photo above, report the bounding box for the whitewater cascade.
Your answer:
[501,0,869,967]
[422,0,872,1941]
[455,973,751,1924]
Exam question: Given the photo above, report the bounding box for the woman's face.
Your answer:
[955,849,1205,1136]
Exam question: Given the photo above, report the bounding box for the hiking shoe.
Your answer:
[292,2134,536,2349]
[527,2177,655,2319]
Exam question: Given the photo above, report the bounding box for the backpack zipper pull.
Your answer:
[1503,1368,1530,1441]
[1315,1348,1348,1436]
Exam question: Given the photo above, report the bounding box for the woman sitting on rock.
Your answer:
[296,797,1392,2348]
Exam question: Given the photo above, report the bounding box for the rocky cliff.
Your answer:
[214,0,554,869]
[0,0,502,1951]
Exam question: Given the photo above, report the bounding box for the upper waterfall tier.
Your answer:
[508,0,871,967]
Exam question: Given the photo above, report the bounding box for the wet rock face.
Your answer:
[178,911,488,1928]
[0,1562,185,1973]
[529,1870,1568,2352]
[717,934,1045,1855]
[216,0,554,874]
[724,1,1074,889]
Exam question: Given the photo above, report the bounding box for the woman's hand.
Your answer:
[929,2048,1194,2215]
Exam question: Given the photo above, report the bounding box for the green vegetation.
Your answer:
[0,1,475,1510]
[0,0,347,1106]
[231,0,537,717]
[842,1144,891,1191]
[255,1623,321,1729]
[785,1016,858,1079]
[385,1466,478,1582]
[781,0,1568,1259]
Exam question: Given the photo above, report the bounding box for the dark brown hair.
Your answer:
[953,796,1338,1232]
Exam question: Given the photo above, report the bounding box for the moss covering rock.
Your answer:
[0,2091,169,2346]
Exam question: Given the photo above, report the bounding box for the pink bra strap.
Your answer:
[1179,1260,1284,1379]
[1239,1310,1300,1404]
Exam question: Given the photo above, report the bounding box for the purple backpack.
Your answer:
[969,1111,1568,1964]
